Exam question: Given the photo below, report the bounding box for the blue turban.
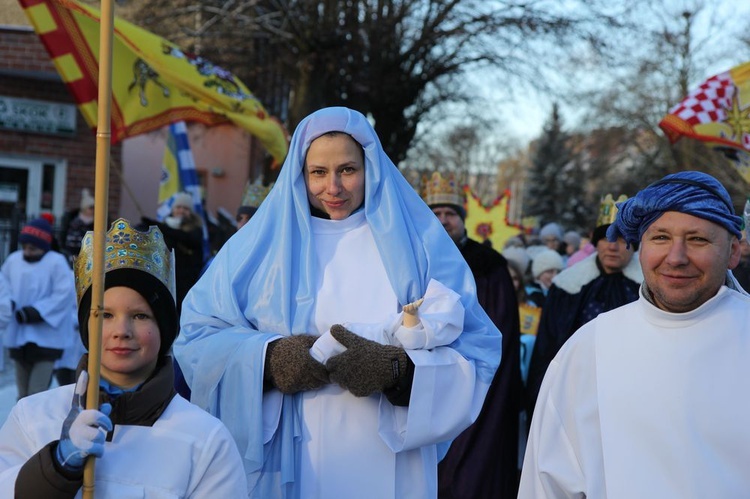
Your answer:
[607,170,744,245]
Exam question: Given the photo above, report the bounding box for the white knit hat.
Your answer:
[502,247,530,275]
[531,249,564,278]
[80,188,95,210]
[172,192,193,209]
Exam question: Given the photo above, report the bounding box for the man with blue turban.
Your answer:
[519,171,750,498]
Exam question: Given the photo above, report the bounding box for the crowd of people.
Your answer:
[0,106,749,498]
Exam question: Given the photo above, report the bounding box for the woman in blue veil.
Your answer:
[174,107,501,498]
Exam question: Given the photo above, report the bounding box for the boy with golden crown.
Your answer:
[421,171,523,498]
[0,219,247,497]
[525,194,643,423]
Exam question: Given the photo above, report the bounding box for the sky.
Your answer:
[484,0,750,144]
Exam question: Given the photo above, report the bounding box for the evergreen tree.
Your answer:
[525,103,584,229]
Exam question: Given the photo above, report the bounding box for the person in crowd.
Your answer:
[174,107,500,498]
[0,273,12,371]
[502,247,539,380]
[142,192,204,314]
[61,189,95,266]
[539,222,564,254]
[566,237,596,267]
[0,218,247,497]
[731,229,750,290]
[519,171,750,497]
[236,178,273,230]
[563,230,581,264]
[525,194,642,422]
[1,217,75,399]
[423,171,522,498]
[52,309,87,387]
[525,248,564,308]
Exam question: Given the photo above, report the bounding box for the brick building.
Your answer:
[0,25,120,224]
[0,17,269,260]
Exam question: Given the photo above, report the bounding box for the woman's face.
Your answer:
[304,133,365,220]
[100,286,161,389]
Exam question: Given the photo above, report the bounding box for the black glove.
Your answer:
[15,306,43,324]
[327,325,409,397]
[264,335,330,394]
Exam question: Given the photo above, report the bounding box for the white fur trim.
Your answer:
[553,252,643,294]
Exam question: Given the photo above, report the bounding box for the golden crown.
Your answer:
[597,194,628,227]
[241,178,273,208]
[74,218,176,304]
[421,171,464,207]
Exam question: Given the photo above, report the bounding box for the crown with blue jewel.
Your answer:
[74,218,176,304]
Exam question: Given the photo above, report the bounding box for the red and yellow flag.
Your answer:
[18,0,289,164]
[463,187,524,250]
[659,61,750,183]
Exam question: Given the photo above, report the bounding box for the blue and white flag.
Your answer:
[158,121,211,260]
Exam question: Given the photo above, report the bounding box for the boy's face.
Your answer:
[99,286,161,388]
[22,243,45,260]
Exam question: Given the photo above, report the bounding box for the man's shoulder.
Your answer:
[462,238,506,264]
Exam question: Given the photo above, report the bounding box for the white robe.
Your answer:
[0,386,248,498]
[519,285,750,498]
[271,213,486,498]
[1,250,75,351]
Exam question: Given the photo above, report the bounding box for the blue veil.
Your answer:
[175,107,500,489]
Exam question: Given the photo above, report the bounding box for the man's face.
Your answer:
[639,211,741,313]
[596,236,634,274]
[431,206,465,242]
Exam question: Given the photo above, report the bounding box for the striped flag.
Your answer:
[659,61,750,184]
[158,121,210,260]
[18,0,288,165]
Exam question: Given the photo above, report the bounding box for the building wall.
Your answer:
[1,26,260,235]
[0,26,121,221]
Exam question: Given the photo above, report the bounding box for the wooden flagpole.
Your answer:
[83,0,115,495]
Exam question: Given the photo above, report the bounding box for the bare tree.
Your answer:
[125,0,630,163]
[569,1,750,201]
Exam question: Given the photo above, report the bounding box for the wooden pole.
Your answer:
[82,0,115,495]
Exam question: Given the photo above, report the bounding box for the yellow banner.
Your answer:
[19,0,288,164]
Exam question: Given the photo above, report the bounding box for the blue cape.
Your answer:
[174,107,501,491]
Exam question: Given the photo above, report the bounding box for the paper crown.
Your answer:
[74,218,176,304]
[241,178,273,208]
[421,172,464,207]
[597,194,628,227]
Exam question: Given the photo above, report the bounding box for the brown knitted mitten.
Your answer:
[264,335,330,394]
[326,325,408,397]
